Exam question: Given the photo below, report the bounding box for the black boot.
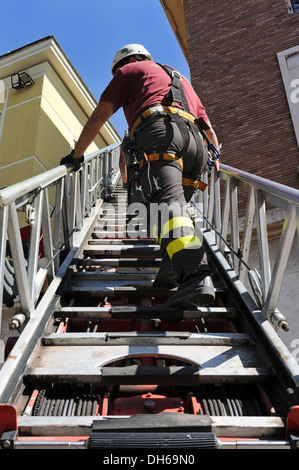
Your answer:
[165,274,215,308]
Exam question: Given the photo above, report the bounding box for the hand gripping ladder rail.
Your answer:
[0,143,299,450]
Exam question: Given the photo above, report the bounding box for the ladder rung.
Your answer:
[87,238,156,245]
[84,245,161,257]
[72,271,156,280]
[42,331,252,346]
[64,281,223,298]
[56,305,238,320]
[25,365,273,385]
[16,415,285,439]
[65,283,176,297]
[77,258,161,267]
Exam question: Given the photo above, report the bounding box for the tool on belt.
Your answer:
[122,131,146,204]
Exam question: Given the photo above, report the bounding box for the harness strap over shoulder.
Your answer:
[157,63,191,113]
[156,64,209,186]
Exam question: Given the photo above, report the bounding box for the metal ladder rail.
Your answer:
[0,161,299,448]
[10,179,297,447]
[198,164,299,330]
[0,144,122,400]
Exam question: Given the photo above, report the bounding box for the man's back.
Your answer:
[100,60,208,130]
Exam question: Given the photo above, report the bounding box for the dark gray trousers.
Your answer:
[135,116,210,284]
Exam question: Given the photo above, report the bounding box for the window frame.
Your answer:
[285,0,299,14]
[277,45,299,147]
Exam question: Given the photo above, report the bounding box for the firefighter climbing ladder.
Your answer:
[0,142,299,449]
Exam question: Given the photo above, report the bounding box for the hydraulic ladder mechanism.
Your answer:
[0,143,299,450]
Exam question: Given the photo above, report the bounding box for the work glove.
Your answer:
[60,150,84,171]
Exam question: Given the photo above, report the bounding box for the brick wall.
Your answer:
[183,0,299,189]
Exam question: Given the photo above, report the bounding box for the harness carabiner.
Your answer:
[207,143,221,171]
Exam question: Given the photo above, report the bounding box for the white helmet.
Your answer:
[111,44,153,75]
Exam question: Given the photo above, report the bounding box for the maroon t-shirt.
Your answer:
[99,61,209,131]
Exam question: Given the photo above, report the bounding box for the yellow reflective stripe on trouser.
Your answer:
[152,217,193,244]
[166,235,202,260]
[162,217,194,238]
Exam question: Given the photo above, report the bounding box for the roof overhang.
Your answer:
[159,0,188,62]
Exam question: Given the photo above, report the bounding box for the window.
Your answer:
[286,0,299,13]
[277,46,299,147]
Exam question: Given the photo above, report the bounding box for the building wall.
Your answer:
[0,61,108,188]
[0,37,120,191]
[181,1,299,359]
[0,74,43,185]
[183,0,299,190]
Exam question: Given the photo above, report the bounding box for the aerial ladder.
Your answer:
[0,142,299,450]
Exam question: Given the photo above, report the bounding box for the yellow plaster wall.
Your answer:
[36,71,105,169]
[0,96,40,168]
[0,76,45,171]
[0,156,42,187]
[40,66,107,150]
[0,59,115,188]
[35,104,71,169]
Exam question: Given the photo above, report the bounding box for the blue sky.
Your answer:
[1,0,189,138]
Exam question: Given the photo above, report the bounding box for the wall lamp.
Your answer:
[11,71,34,90]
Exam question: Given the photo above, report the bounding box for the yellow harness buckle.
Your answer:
[139,152,183,170]
[182,178,207,192]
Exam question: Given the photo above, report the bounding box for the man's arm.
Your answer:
[72,101,114,159]
[205,119,220,150]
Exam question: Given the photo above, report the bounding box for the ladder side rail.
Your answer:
[95,154,100,201]
[0,143,122,334]
[98,154,105,199]
[88,158,96,209]
[62,174,72,251]
[26,191,44,304]
[87,159,96,212]
[254,188,272,302]
[84,161,92,216]
[103,150,109,200]
[68,172,78,247]
[79,164,87,221]
[202,227,299,389]
[263,204,297,323]
[0,181,118,403]
[220,163,299,206]
[239,186,255,284]
[0,206,9,333]
[230,178,240,272]
[213,169,222,248]
[74,172,83,231]
[108,148,113,187]
[110,144,121,189]
[52,178,64,272]
[41,188,55,281]
[200,163,299,326]
[206,167,215,226]
[6,202,33,315]
[220,174,231,254]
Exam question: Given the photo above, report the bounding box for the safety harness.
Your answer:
[130,63,219,194]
